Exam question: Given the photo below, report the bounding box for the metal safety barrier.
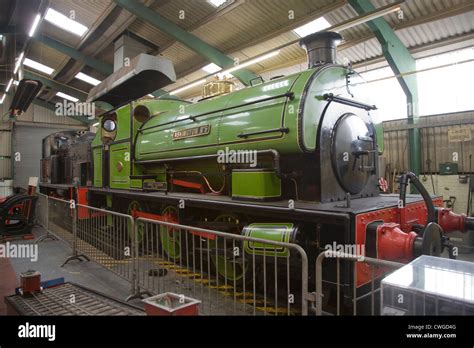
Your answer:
[34,195,311,314]
[43,195,75,246]
[314,250,404,316]
[134,217,309,315]
[72,203,135,289]
[35,193,48,229]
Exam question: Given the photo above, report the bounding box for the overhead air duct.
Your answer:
[86,53,176,107]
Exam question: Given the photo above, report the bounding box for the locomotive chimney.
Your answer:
[299,31,342,68]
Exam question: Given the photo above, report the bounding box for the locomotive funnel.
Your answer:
[299,31,342,67]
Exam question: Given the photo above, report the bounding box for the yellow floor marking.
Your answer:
[238,298,264,305]
[208,284,233,290]
[193,279,216,285]
[255,306,295,314]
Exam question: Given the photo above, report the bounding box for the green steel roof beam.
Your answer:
[36,36,114,75]
[24,70,88,101]
[114,0,260,86]
[348,0,421,176]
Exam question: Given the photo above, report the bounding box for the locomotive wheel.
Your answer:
[159,206,182,261]
[127,200,145,243]
[209,214,249,283]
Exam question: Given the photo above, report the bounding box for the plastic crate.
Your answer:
[381,255,474,315]
[142,292,201,316]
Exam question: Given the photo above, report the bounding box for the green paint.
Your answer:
[24,70,88,101]
[232,170,281,200]
[159,206,181,260]
[37,36,113,75]
[109,143,131,189]
[93,147,103,187]
[374,122,384,154]
[243,223,294,257]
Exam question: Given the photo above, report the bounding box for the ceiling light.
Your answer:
[220,50,280,76]
[207,0,226,7]
[92,122,99,127]
[5,78,13,92]
[24,58,54,75]
[56,92,79,102]
[147,94,154,97]
[169,79,207,95]
[202,63,221,74]
[14,52,25,74]
[75,72,101,86]
[0,94,5,104]
[44,8,88,36]
[29,13,42,37]
[293,17,331,37]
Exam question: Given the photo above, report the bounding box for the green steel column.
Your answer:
[114,0,260,86]
[349,0,421,176]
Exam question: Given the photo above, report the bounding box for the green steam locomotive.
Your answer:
[40,32,473,313]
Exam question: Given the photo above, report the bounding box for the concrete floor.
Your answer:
[3,224,473,316]
[5,226,144,309]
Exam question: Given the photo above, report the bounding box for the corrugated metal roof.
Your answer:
[157,0,473,81]
[27,41,69,71]
[41,0,113,49]
[16,0,474,108]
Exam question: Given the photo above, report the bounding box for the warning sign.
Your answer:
[448,127,471,142]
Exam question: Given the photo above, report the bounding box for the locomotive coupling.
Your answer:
[366,221,442,263]
[435,207,474,234]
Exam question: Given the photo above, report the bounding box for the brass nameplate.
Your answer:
[173,125,211,140]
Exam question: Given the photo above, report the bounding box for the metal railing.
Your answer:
[34,194,310,315]
[35,192,48,229]
[314,250,404,316]
[44,195,75,246]
[134,217,309,315]
[73,203,135,285]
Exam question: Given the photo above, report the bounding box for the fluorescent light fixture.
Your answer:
[169,79,207,96]
[29,13,42,37]
[56,91,79,102]
[0,94,5,104]
[44,8,88,36]
[202,62,233,78]
[75,72,101,86]
[147,94,154,97]
[202,63,222,74]
[219,50,280,76]
[207,0,226,7]
[14,52,25,74]
[24,58,54,75]
[5,78,13,92]
[293,17,331,37]
[92,122,100,127]
[13,80,19,86]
